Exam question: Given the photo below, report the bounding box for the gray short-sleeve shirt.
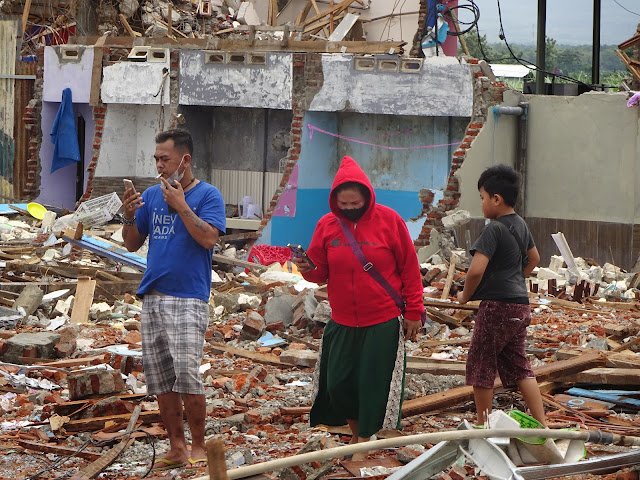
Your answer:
[469,213,534,303]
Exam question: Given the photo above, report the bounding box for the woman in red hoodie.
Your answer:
[294,156,425,460]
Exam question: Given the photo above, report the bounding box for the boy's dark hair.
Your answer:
[155,129,193,155]
[333,182,371,202]
[477,164,520,207]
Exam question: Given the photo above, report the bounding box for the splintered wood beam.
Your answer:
[208,342,295,367]
[19,440,101,461]
[401,351,607,417]
[619,33,640,50]
[118,14,140,37]
[21,0,32,37]
[295,0,313,26]
[302,0,352,27]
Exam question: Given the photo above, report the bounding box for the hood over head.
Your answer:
[329,156,376,221]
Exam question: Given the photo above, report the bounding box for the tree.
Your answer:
[545,36,558,72]
[459,27,495,60]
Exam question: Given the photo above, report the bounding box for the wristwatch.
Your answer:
[122,216,136,226]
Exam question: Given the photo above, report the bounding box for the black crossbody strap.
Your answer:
[337,218,406,313]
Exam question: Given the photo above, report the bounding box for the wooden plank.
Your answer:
[34,354,110,368]
[423,298,479,311]
[70,277,97,324]
[401,351,606,417]
[209,341,295,368]
[65,409,159,433]
[619,33,640,50]
[21,0,32,37]
[89,35,106,106]
[213,253,268,272]
[118,14,141,37]
[304,11,346,34]
[424,306,460,328]
[558,367,640,386]
[302,0,353,27]
[268,0,277,26]
[405,359,466,376]
[310,0,331,37]
[220,232,259,242]
[616,49,640,84]
[440,254,457,300]
[18,440,101,461]
[294,0,313,26]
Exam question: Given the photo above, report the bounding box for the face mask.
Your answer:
[165,154,186,186]
[340,205,367,222]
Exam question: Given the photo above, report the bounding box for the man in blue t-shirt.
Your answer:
[123,129,225,471]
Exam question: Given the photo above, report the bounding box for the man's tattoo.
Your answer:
[182,209,208,231]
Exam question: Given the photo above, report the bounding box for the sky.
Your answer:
[456,0,640,45]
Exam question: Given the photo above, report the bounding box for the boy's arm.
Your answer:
[457,252,490,304]
[524,246,540,278]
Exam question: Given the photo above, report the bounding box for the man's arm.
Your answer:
[177,206,220,249]
[457,252,489,304]
[524,246,540,278]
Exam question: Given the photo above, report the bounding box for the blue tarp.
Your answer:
[50,88,81,173]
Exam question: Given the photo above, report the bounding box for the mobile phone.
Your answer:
[287,244,316,270]
[123,178,136,193]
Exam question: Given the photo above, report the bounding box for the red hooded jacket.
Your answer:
[302,156,425,327]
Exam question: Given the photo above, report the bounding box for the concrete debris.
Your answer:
[0,209,638,480]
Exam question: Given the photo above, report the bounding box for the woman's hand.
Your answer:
[292,257,313,274]
[403,318,421,342]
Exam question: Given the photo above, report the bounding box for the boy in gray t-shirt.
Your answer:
[457,164,547,428]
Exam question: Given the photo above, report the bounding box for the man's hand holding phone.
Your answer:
[288,244,316,273]
[122,178,144,222]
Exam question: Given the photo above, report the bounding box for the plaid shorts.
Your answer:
[466,300,535,389]
[141,293,209,395]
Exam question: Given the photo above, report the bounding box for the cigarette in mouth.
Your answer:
[155,173,163,179]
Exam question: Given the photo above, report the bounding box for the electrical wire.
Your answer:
[612,0,640,17]
[440,0,480,36]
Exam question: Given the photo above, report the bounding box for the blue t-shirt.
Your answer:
[136,181,226,302]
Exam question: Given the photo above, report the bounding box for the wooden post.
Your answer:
[21,0,32,38]
[440,254,457,300]
[167,4,173,36]
[206,437,228,480]
[329,0,334,34]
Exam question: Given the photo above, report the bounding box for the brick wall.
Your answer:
[413,59,509,249]
[255,53,323,238]
[410,0,429,57]
[22,48,45,199]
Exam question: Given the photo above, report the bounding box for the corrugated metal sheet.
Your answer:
[210,169,281,213]
[0,18,18,201]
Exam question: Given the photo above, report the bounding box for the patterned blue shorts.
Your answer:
[141,293,209,395]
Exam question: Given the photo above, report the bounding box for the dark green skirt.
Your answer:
[310,317,405,438]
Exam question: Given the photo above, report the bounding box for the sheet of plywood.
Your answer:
[70,277,96,324]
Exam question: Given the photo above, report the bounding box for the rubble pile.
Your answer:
[6,0,372,58]
[0,208,640,480]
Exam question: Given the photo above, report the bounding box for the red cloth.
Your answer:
[301,156,424,326]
